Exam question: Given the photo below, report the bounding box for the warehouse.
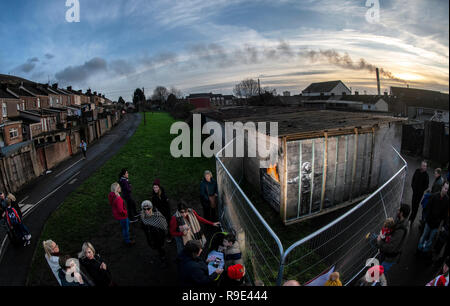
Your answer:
[196,106,405,225]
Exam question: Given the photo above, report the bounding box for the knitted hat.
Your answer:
[153,179,160,187]
[367,265,384,278]
[227,264,245,280]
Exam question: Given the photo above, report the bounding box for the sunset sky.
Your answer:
[1,0,448,101]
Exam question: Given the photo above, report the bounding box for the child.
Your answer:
[324,271,342,286]
[217,233,243,268]
[379,218,395,243]
[366,218,395,247]
[3,200,31,246]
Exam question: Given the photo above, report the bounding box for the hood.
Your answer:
[108,192,117,205]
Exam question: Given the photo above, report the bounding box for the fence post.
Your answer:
[276,254,286,286]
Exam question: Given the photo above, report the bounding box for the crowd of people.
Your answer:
[1,157,448,287]
[39,169,247,286]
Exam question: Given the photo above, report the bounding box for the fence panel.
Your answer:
[281,146,406,285]
[216,139,284,286]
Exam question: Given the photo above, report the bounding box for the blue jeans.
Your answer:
[119,218,130,243]
[418,223,438,253]
[175,236,185,255]
[381,261,395,274]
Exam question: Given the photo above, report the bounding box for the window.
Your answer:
[9,128,18,139]
[37,98,41,108]
[17,104,20,111]
[2,103,7,117]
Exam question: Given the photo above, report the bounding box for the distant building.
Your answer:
[389,86,449,122]
[188,93,212,108]
[302,80,351,97]
[283,91,291,96]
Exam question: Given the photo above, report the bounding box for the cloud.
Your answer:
[14,57,40,73]
[110,59,136,76]
[44,53,55,59]
[55,57,107,83]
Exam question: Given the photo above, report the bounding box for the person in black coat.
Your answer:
[177,240,223,286]
[418,182,449,254]
[78,242,113,286]
[151,179,171,242]
[410,161,429,226]
[140,200,168,266]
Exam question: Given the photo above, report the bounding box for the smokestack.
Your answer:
[375,68,381,96]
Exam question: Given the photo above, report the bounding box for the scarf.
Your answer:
[175,209,206,246]
[141,209,167,231]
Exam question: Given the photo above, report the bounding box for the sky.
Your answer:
[0,0,448,101]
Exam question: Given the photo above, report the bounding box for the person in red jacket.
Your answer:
[108,182,135,246]
[170,201,219,255]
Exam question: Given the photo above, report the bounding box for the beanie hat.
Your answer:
[227,264,245,280]
[367,265,384,279]
[153,179,160,187]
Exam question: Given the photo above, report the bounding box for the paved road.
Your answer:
[0,113,141,285]
[386,154,444,286]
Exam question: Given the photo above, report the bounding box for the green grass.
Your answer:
[27,112,215,285]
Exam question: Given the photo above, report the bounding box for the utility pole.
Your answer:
[142,87,146,125]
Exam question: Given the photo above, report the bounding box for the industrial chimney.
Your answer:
[375,68,381,96]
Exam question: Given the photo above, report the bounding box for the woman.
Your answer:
[118,168,139,222]
[140,200,168,265]
[43,240,62,286]
[78,242,113,286]
[151,179,171,242]
[169,201,220,255]
[108,182,135,246]
[200,170,218,221]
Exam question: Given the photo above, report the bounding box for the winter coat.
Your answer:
[108,192,128,220]
[45,255,62,286]
[425,193,449,229]
[431,176,445,193]
[377,217,409,263]
[80,254,112,286]
[151,187,170,221]
[200,178,218,203]
[141,210,167,250]
[118,177,132,200]
[411,169,429,195]
[177,250,219,286]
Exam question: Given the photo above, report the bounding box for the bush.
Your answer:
[169,102,195,120]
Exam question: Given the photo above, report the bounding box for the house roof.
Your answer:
[21,84,49,96]
[0,87,19,99]
[194,106,404,137]
[302,80,350,94]
[390,86,449,110]
[7,86,35,97]
[188,93,212,99]
[0,74,34,85]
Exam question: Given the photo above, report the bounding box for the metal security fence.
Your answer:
[216,140,284,285]
[215,138,407,286]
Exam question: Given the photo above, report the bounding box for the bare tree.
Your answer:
[169,86,183,99]
[233,78,259,99]
[151,86,169,104]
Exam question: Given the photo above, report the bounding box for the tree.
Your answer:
[132,88,145,105]
[166,93,178,110]
[262,86,277,96]
[169,86,183,99]
[118,96,125,104]
[151,86,169,105]
[233,78,259,99]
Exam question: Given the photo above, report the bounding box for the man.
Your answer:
[431,168,445,193]
[418,182,449,255]
[377,204,410,274]
[80,140,87,159]
[200,170,218,221]
[410,161,429,226]
[177,240,223,286]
